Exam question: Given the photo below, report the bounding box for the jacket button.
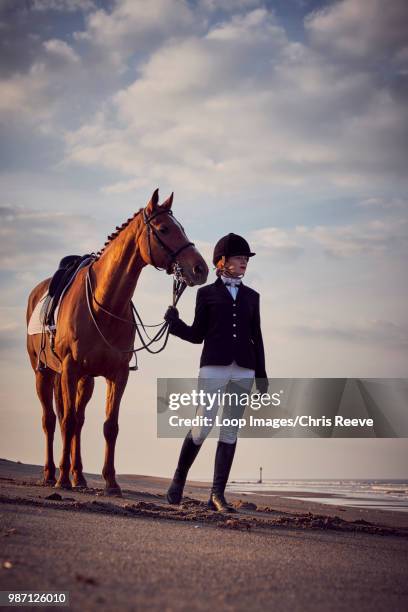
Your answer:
[233,324,236,327]
[233,304,236,307]
[233,313,237,317]
[233,334,237,338]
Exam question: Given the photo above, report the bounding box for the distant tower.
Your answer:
[257,466,263,484]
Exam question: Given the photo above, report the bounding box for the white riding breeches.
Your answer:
[191,360,255,445]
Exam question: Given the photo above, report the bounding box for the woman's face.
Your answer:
[225,255,249,277]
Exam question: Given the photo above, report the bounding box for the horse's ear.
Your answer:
[161,192,173,211]
[145,188,159,215]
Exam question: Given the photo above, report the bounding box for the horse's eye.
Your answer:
[159,225,169,234]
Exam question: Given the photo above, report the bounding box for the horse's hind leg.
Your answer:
[71,376,94,488]
[35,368,57,486]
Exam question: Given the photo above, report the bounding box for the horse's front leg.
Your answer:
[71,376,94,488]
[56,355,79,489]
[102,367,129,496]
[35,368,57,485]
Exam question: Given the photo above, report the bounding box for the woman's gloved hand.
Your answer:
[164,305,179,323]
[255,377,269,395]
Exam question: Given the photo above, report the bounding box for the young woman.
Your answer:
[164,233,268,512]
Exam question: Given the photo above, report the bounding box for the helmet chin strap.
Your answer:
[217,256,245,279]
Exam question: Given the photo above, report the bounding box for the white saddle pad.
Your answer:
[27,293,60,335]
[27,256,92,335]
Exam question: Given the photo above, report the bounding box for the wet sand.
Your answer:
[1,459,408,611]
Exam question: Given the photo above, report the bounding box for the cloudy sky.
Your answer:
[1,0,407,481]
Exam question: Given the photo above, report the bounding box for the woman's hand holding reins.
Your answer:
[164,306,179,323]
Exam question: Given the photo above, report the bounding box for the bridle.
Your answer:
[142,206,195,272]
[82,205,195,371]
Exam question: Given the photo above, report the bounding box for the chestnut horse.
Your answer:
[26,189,208,495]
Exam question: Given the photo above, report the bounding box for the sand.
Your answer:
[0,458,407,611]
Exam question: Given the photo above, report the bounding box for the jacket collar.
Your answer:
[214,275,246,301]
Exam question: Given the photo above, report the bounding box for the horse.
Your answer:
[26,189,208,495]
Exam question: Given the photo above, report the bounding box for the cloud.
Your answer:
[0,204,99,272]
[64,10,328,191]
[75,0,199,72]
[249,227,303,260]
[43,39,80,65]
[0,71,63,132]
[0,38,81,124]
[199,0,261,13]
[306,0,408,66]
[300,217,408,258]
[63,2,408,196]
[31,0,96,12]
[358,197,407,210]
[206,7,283,43]
[2,0,407,195]
[291,319,408,350]
[100,177,150,195]
[242,213,408,261]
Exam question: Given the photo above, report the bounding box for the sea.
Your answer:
[227,479,408,513]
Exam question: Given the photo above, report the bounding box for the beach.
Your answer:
[1,458,407,611]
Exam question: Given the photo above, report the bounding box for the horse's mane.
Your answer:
[95,207,144,260]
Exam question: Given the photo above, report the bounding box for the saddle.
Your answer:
[41,254,92,329]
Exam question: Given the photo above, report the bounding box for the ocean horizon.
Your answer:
[223,478,408,513]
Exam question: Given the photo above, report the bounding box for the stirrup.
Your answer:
[36,358,47,372]
[49,331,56,352]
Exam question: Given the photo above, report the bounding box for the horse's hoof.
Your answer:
[104,486,122,497]
[72,477,88,489]
[38,478,56,487]
[55,479,72,490]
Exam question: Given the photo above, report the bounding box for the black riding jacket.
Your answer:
[168,276,267,379]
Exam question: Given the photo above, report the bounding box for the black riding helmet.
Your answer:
[213,233,256,266]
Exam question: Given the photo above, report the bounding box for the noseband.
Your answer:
[142,207,194,272]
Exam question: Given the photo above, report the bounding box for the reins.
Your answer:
[85,262,186,370]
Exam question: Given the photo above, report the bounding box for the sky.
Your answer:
[0,0,407,481]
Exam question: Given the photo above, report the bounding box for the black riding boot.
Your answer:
[208,440,237,513]
[166,430,202,505]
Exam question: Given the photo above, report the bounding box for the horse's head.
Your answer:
[138,189,209,287]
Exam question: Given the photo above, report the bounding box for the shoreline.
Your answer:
[1,458,408,531]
